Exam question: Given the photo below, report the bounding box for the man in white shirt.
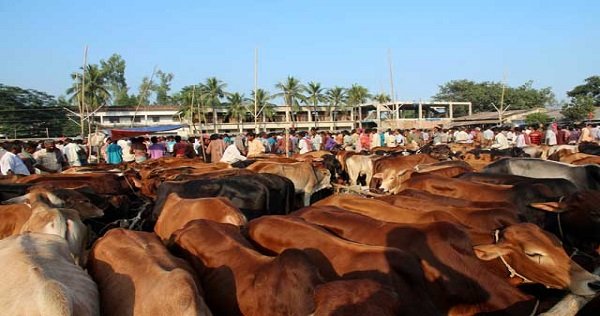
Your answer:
[220,144,247,164]
[311,129,322,151]
[298,132,313,154]
[491,129,510,150]
[483,128,494,147]
[515,128,527,148]
[0,143,30,176]
[117,138,135,163]
[545,127,557,145]
[394,130,405,146]
[455,128,469,143]
[62,138,82,167]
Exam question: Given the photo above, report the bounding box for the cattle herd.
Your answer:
[1,141,600,315]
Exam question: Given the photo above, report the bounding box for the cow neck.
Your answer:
[493,229,534,284]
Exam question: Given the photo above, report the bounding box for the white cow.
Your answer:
[0,233,99,315]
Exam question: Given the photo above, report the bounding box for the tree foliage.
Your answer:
[99,54,128,105]
[567,76,600,107]
[525,112,551,125]
[154,70,174,105]
[0,84,78,138]
[561,96,595,122]
[66,64,111,111]
[432,80,555,115]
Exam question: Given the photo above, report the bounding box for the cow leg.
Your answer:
[303,193,312,207]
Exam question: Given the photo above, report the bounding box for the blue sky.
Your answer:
[0,0,598,102]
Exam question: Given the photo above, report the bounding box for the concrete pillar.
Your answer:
[449,102,454,119]
[418,102,423,120]
[285,108,290,123]
[307,109,312,122]
[468,103,473,116]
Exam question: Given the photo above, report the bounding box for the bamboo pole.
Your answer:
[131,66,157,127]
[80,46,88,138]
[388,49,398,120]
[254,47,258,133]
[190,85,196,134]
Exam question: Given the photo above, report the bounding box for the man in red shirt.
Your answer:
[528,127,543,145]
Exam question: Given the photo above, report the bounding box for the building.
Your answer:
[91,100,471,135]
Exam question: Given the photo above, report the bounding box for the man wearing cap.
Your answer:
[33,140,67,173]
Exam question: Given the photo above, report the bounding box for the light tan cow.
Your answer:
[155,195,247,242]
[345,154,376,186]
[0,233,99,315]
[88,229,212,316]
[247,161,331,206]
[1,188,90,265]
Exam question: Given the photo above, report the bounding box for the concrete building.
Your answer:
[91,100,471,135]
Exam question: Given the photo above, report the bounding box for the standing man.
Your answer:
[491,128,510,150]
[246,131,265,157]
[0,143,30,176]
[33,140,67,173]
[63,138,83,167]
[545,125,557,146]
[206,134,227,163]
[106,139,123,164]
[148,136,166,160]
[483,127,494,147]
[528,127,543,145]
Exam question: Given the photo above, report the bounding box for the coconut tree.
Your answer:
[275,76,305,124]
[251,89,276,130]
[66,64,111,111]
[224,92,249,132]
[303,81,327,128]
[347,84,371,129]
[326,86,347,130]
[372,93,391,128]
[174,85,205,133]
[199,77,227,132]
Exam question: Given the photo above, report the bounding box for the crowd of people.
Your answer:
[1,122,599,176]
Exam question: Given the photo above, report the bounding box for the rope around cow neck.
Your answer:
[494,229,534,284]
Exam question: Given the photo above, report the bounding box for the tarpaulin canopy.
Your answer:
[110,125,185,140]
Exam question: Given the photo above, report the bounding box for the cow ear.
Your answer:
[2,194,30,205]
[473,244,511,261]
[530,202,565,213]
[372,173,383,179]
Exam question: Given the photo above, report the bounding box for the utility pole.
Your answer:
[254,47,258,133]
[388,49,398,120]
[190,85,196,134]
[80,45,88,138]
[492,72,510,124]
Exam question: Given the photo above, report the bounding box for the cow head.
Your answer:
[314,169,332,192]
[372,169,413,194]
[3,187,104,219]
[531,191,600,242]
[473,223,600,296]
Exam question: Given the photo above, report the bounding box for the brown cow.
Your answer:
[314,279,401,316]
[371,154,438,189]
[88,229,212,316]
[16,173,128,195]
[247,215,441,315]
[295,206,535,315]
[154,195,247,242]
[170,219,321,316]
[374,160,474,193]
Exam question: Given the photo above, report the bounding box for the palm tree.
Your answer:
[373,93,391,128]
[326,86,347,130]
[303,81,326,128]
[174,85,204,133]
[251,89,276,130]
[275,76,305,125]
[66,64,111,111]
[199,77,227,132]
[347,84,371,129]
[224,92,249,132]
